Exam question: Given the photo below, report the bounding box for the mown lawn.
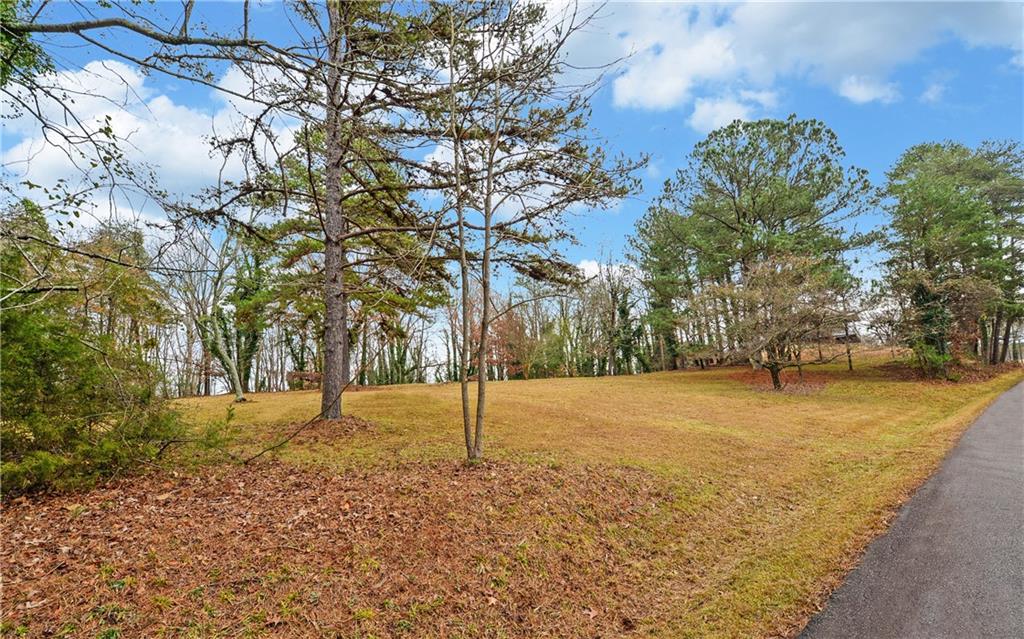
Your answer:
[4,356,1022,638]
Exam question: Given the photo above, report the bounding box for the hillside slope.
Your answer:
[4,359,1021,638]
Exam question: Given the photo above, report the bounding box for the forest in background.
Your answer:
[2,1,1022,494]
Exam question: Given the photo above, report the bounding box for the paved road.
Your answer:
[800,381,1024,639]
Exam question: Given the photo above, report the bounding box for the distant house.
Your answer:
[833,330,862,344]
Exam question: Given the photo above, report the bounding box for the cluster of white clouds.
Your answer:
[3,2,1021,223]
[4,62,207,195]
[1,60,295,228]
[566,1,1022,130]
[576,258,636,280]
[837,76,900,105]
[576,258,605,279]
[687,89,778,133]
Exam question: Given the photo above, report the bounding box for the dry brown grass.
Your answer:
[4,354,1021,638]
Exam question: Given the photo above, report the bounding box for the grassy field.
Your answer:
[4,355,1022,638]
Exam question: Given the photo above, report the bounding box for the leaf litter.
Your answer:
[2,460,681,638]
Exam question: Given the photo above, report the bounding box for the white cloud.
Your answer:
[685,89,780,133]
[920,81,947,104]
[2,60,152,138]
[576,258,634,281]
[738,89,779,109]
[688,96,753,133]
[645,158,662,180]
[1,60,298,227]
[837,75,900,104]
[4,62,232,194]
[612,23,738,110]
[577,259,602,279]
[567,1,1022,109]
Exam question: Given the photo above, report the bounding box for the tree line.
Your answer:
[1,1,1022,494]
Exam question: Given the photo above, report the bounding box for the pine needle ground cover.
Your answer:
[4,358,1021,638]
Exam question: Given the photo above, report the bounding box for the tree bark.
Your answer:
[321,1,349,420]
[200,345,212,396]
[448,15,474,461]
[989,312,1003,365]
[210,314,246,402]
[999,316,1014,363]
[472,200,492,461]
[844,321,853,371]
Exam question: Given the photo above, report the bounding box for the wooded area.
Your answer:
[3,3,1024,639]
[2,1,1022,489]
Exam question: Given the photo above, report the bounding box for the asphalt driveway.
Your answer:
[800,381,1024,639]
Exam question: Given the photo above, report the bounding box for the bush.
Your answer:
[911,341,952,379]
[1,300,182,497]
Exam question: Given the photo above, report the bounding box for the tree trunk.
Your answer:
[844,322,853,371]
[978,320,990,361]
[211,315,246,402]
[203,350,212,396]
[359,319,369,386]
[320,1,349,420]
[199,344,212,396]
[999,316,1014,363]
[470,163,495,462]
[768,365,783,390]
[990,312,1003,365]
[446,14,476,461]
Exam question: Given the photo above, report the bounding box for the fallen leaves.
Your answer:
[1,460,678,638]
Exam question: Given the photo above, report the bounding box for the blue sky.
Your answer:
[563,2,1024,271]
[3,1,1022,277]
